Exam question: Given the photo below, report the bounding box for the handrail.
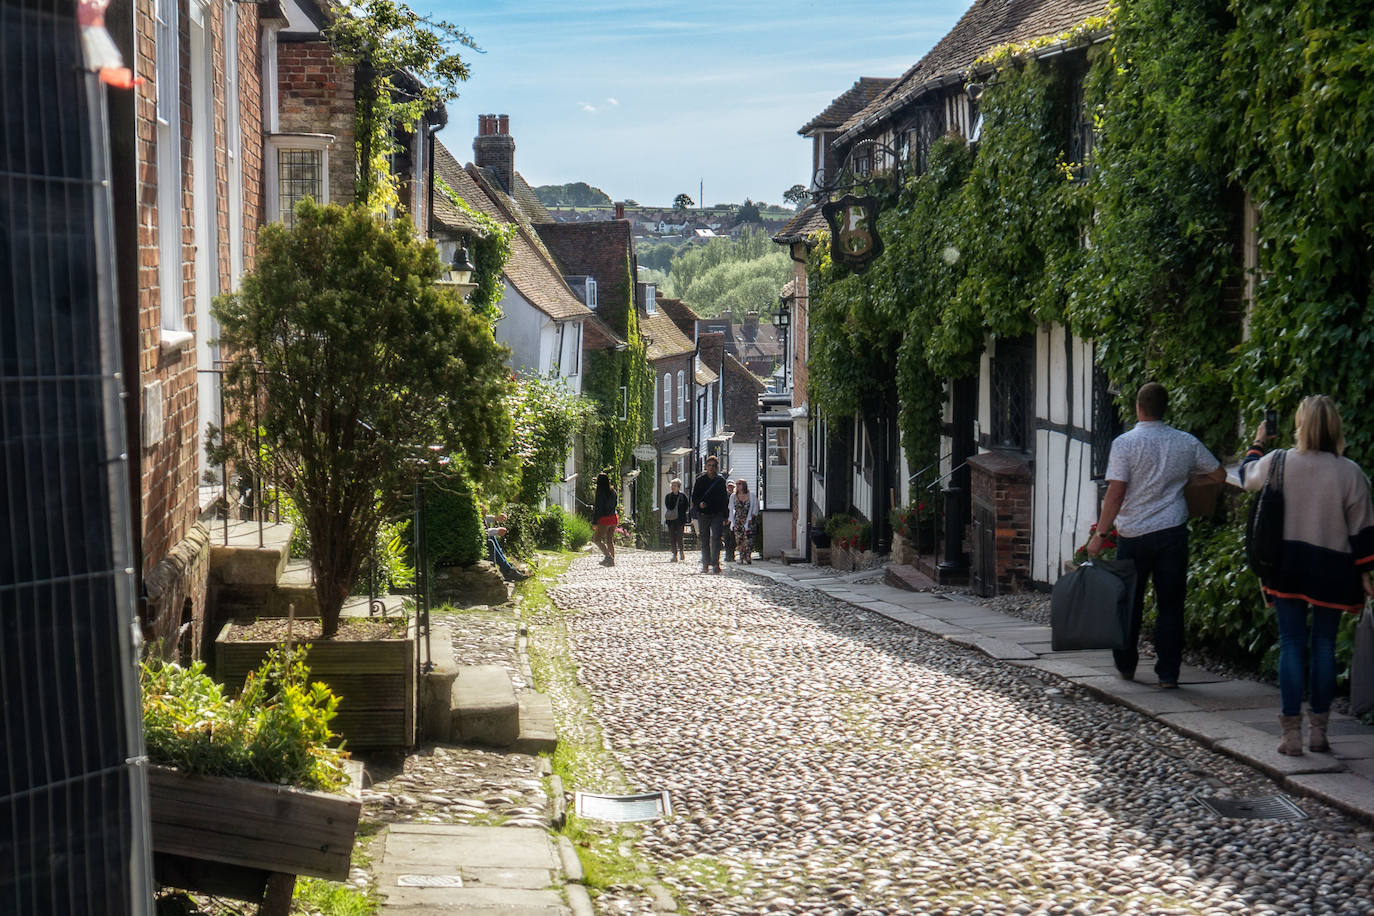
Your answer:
[909,452,953,484]
[925,460,969,491]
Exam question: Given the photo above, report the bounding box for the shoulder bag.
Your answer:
[1245,450,1285,582]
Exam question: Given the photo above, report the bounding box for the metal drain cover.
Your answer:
[397,874,463,887]
[1195,794,1307,821]
[574,791,673,822]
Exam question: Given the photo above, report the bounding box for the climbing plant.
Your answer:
[328,0,477,211]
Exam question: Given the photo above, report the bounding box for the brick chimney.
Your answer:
[614,201,625,220]
[474,113,516,193]
[743,310,759,340]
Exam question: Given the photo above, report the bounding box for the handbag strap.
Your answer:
[1266,449,1286,493]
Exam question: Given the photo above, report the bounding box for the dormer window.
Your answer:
[586,277,597,309]
[645,284,656,313]
[565,276,598,309]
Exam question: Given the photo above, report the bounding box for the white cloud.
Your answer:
[580,102,598,113]
[606,97,620,106]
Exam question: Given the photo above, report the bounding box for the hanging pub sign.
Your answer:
[821,194,884,272]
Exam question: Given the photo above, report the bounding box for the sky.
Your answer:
[426,1,973,208]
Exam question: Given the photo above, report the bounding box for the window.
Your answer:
[652,376,658,429]
[278,149,323,224]
[645,283,656,312]
[266,134,332,226]
[155,0,182,333]
[568,323,581,376]
[676,370,686,422]
[765,426,791,509]
[990,335,1033,452]
[1090,364,1124,479]
[1068,66,1094,181]
[550,322,565,375]
[663,373,672,427]
[619,385,628,421]
[586,277,598,310]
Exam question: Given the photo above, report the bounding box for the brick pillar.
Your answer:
[969,452,1032,592]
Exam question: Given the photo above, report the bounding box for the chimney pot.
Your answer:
[497,114,509,135]
[474,114,516,192]
[615,201,625,220]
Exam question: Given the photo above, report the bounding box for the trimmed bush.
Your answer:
[565,513,593,551]
[501,503,538,559]
[426,470,485,568]
[536,506,569,550]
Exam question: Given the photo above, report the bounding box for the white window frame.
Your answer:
[568,322,581,376]
[265,133,334,225]
[765,426,792,509]
[652,375,659,429]
[662,372,672,428]
[676,370,686,422]
[155,0,183,336]
[586,277,598,310]
[619,385,628,422]
[550,322,564,376]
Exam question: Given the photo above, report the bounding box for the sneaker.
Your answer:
[599,557,613,567]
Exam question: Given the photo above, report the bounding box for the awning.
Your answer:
[664,446,692,458]
[708,432,735,443]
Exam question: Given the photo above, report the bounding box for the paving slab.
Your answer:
[1167,679,1280,712]
[1329,734,1374,760]
[377,824,568,913]
[1285,772,1374,823]
[1158,711,1274,747]
[1077,676,1201,715]
[1012,657,1112,679]
[943,633,1039,660]
[1214,734,1347,779]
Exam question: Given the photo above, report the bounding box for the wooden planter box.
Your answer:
[215,620,417,750]
[148,765,361,913]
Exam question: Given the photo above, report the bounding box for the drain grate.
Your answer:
[1195,794,1307,821]
[574,791,673,822]
[397,875,463,887]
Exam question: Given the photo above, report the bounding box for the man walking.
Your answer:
[1087,382,1225,687]
[691,455,729,573]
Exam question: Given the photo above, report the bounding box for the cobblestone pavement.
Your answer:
[548,551,1374,916]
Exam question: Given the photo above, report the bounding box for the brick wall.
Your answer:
[790,251,809,408]
[277,40,356,207]
[237,6,262,271]
[969,451,1032,592]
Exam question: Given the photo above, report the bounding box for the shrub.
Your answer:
[536,506,569,550]
[141,647,348,792]
[501,503,538,559]
[426,469,485,568]
[565,513,593,551]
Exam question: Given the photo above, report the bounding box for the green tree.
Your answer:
[783,183,809,208]
[213,201,513,636]
[736,199,762,224]
[328,0,477,210]
[673,193,694,211]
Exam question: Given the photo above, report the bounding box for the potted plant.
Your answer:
[142,648,361,913]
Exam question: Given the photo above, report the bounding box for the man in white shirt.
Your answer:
[1087,383,1226,687]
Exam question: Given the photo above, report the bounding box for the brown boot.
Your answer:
[1278,715,1304,756]
[1309,712,1331,753]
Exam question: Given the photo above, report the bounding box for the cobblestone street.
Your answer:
[545,552,1374,916]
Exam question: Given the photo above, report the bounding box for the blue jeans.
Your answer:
[1275,597,1341,716]
[487,536,515,576]
[1114,524,1188,682]
[697,513,723,570]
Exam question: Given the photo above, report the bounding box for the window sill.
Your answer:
[159,328,194,357]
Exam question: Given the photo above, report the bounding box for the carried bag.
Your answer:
[1245,450,1286,582]
[1351,604,1374,718]
[666,503,679,521]
[1051,558,1137,651]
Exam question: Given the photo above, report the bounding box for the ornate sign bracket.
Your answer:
[811,139,904,273]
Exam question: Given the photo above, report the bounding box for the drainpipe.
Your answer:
[426,122,441,238]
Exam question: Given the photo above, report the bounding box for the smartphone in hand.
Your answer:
[1265,410,1278,439]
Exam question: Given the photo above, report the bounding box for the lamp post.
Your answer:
[439,244,478,300]
[773,297,791,392]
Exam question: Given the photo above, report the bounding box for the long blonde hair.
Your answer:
[1294,395,1345,455]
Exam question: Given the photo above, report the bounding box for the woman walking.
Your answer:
[1241,395,1374,755]
[664,478,690,562]
[592,472,619,567]
[729,478,758,564]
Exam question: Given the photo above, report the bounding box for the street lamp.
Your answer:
[773,298,791,330]
[441,244,478,299]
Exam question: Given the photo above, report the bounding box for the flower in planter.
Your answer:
[1072,523,1119,565]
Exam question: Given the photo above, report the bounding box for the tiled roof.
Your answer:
[651,296,701,341]
[432,142,487,235]
[462,164,592,322]
[798,77,898,136]
[510,172,553,224]
[773,201,827,244]
[640,308,694,361]
[583,312,624,350]
[694,362,719,386]
[837,0,1110,144]
[725,352,765,390]
[535,220,637,335]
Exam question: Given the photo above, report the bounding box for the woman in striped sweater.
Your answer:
[1241,395,1374,756]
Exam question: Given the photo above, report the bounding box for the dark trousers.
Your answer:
[667,521,685,556]
[697,513,723,570]
[1114,524,1188,682]
[724,527,737,561]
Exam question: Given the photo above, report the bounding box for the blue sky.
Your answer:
[427,1,972,208]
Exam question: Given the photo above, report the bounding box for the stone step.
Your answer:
[452,665,520,748]
[511,691,558,755]
[208,521,295,586]
[885,563,938,592]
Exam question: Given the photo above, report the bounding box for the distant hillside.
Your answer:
[533,182,612,207]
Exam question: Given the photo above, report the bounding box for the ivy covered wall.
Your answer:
[805,0,1374,673]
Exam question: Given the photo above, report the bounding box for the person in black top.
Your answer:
[691,455,729,573]
[663,478,691,562]
[592,472,619,567]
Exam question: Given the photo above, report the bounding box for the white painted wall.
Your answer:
[494,283,545,375]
